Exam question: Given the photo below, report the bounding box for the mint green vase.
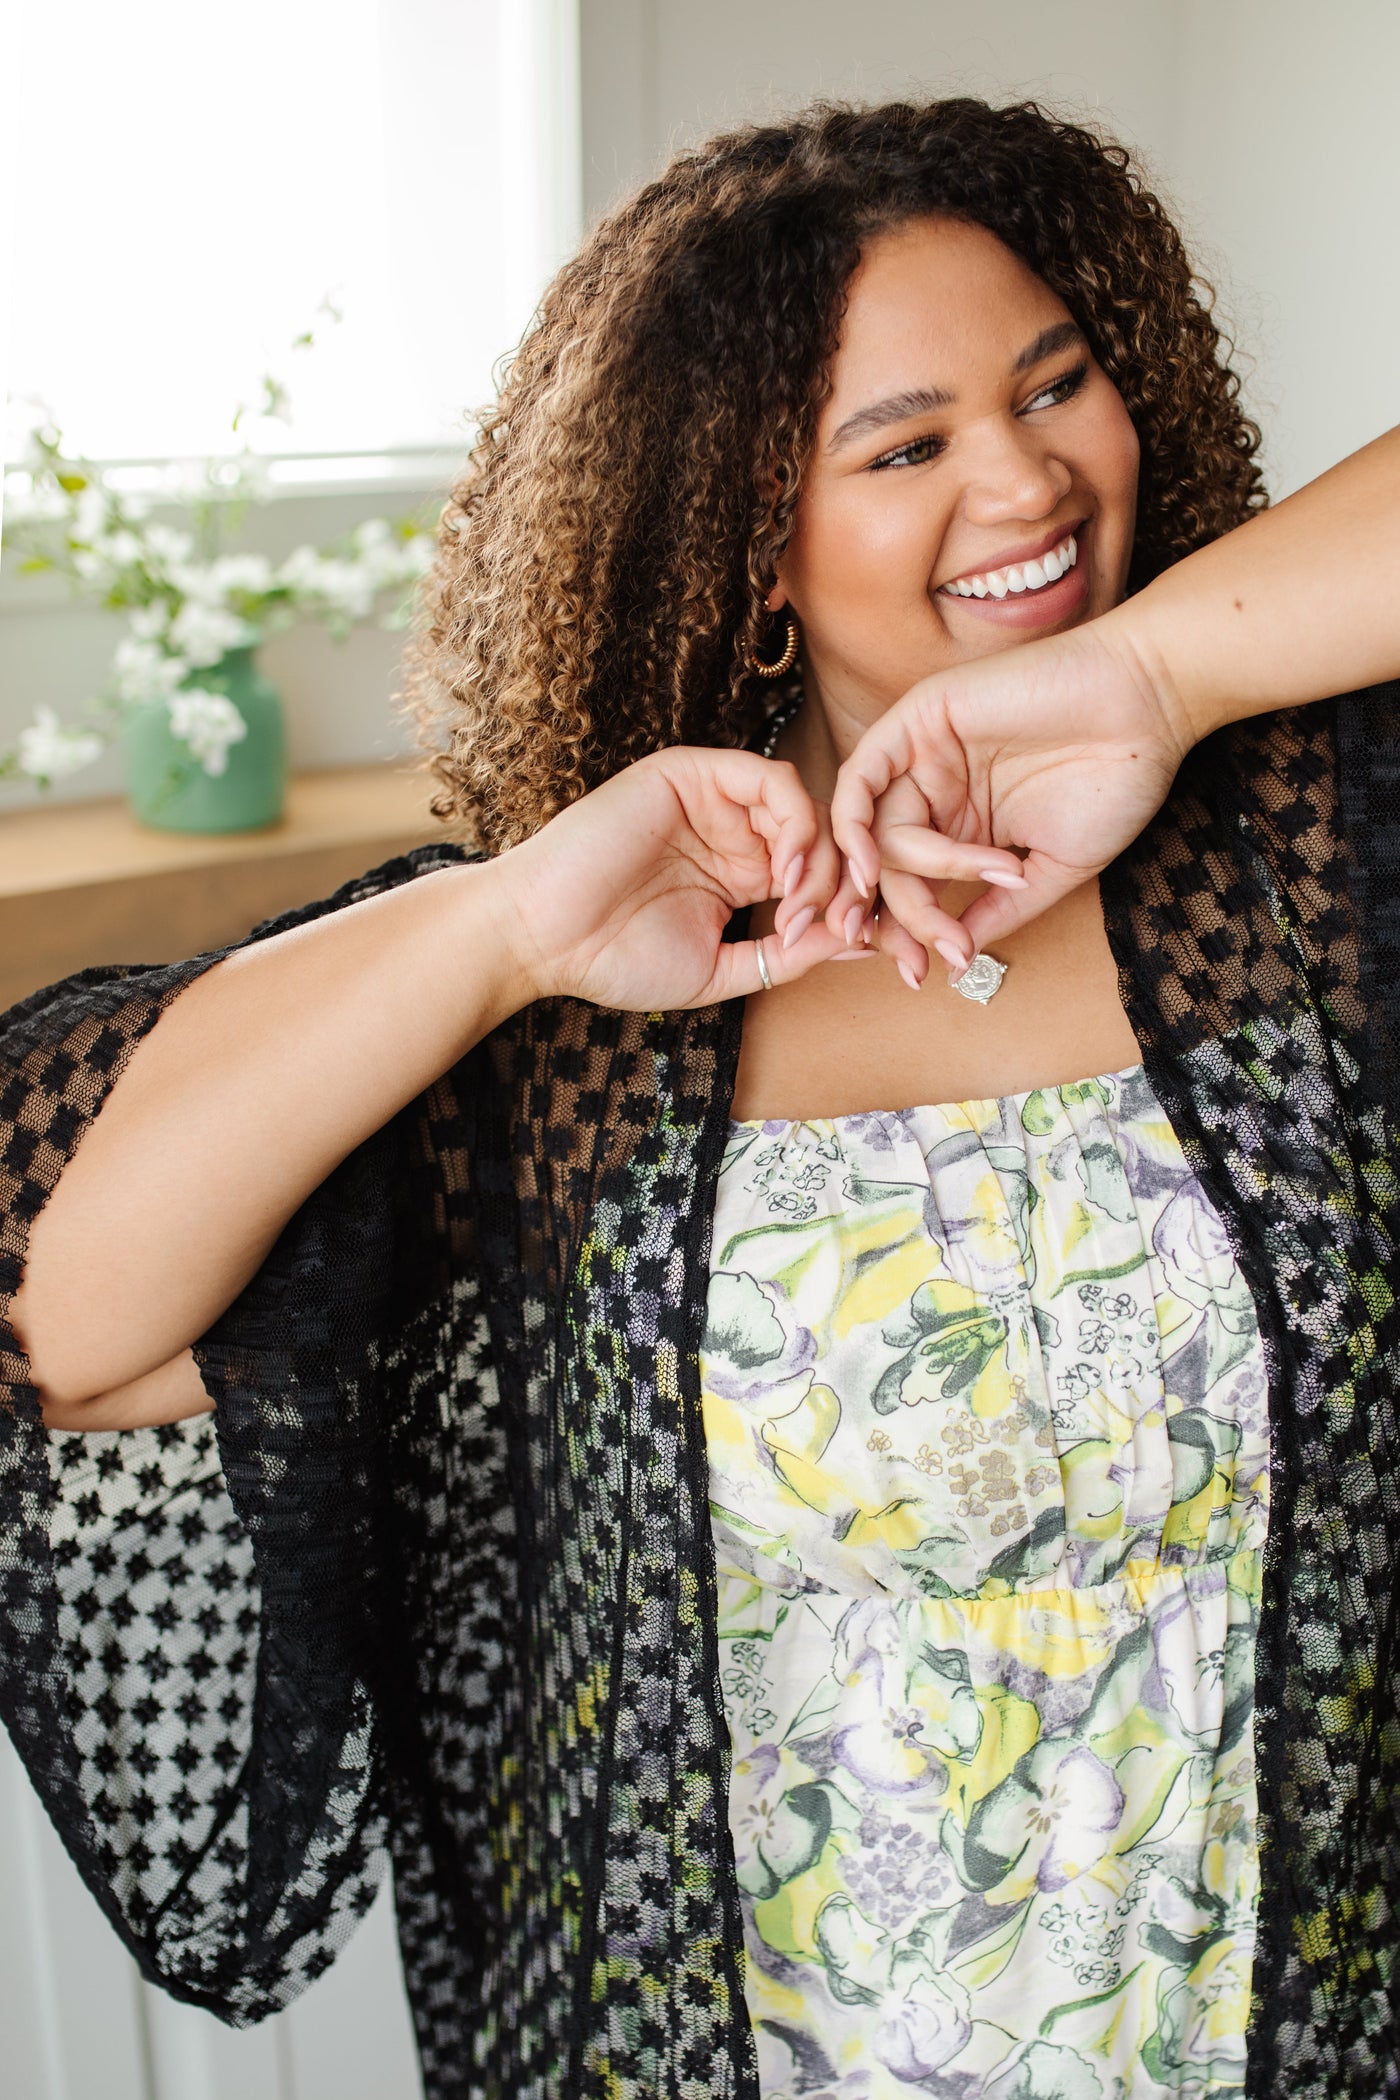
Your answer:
[122,646,287,834]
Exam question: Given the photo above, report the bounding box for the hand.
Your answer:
[487,745,866,1010]
[827,620,1195,965]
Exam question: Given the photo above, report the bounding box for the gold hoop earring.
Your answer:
[745,610,799,680]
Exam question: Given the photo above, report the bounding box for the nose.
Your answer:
[957,413,1072,527]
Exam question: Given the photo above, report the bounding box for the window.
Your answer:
[4,0,580,477]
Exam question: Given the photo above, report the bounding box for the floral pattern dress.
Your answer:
[701,1064,1269,2100]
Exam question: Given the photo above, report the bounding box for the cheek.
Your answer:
[1091,395,1142,515]
[784,481,949,613]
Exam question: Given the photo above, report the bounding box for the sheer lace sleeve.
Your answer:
[0,840,472,2022]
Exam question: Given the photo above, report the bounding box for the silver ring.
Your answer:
[754,936,773,991]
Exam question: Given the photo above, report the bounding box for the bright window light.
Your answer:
[6,0,580,465]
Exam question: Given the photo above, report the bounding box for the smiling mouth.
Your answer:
[938,528,1081,601]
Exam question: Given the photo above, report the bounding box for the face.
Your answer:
[773,215,1140,742]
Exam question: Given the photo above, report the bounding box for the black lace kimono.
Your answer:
[1,688,1398,2100]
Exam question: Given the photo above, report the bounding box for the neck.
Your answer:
[777,673,875,799]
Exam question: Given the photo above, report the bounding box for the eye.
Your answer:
[867,431,947,473]
[1022,361,1089,413]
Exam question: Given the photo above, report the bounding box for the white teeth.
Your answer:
[942,531,1079,603]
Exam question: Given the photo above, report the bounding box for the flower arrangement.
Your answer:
[1,354,435,792]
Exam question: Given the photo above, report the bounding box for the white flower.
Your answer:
[351,517,393,557]
[128,604,171,643]
[96,530,143,568]
[208,553,273,598]
[277,543,324,594]
[16,706,105,782]
[166,598,256,668]
[73,485,112,544]
[142,524,196,571]
[112,635,191,703]
[319,560,376,618]
[165,561,227,605]
[167,689,247,776]
[277,546,375,620]
[350,519,433,590]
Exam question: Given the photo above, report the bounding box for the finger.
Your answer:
[867,901,930,990]
[708,917,870,1002]
[875,821,1028,892]
[954,850,1090,952]
[685,748,821,895]
[774,809,843,948]
[754,770,822,899]
[822,861,874,948]
[876,868,978,974]
[827,720,915,898]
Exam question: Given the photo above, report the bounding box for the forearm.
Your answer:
[1108,423,1400,741]
[14,857,528,1410]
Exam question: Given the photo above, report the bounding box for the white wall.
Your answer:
[1171,0,1400,495]
[579,0,1400,498]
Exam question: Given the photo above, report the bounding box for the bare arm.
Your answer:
[1123,422,1400,741]
[42,1348,212,1432]
[10,746,889,1424]
[14,858,529,1413]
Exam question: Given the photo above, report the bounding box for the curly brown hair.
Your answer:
[399,96,1266,850]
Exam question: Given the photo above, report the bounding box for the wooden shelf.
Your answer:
[0,763,446,1010]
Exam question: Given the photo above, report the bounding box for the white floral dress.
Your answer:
[701,1064,1269,2100]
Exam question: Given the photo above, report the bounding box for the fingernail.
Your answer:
[831,949,880,961]
[861,915,877,946]
[781,905,815,950]
[850,864,870,899]
[843,906,864,947]
[934,940,967,969]
[782,853,805,898]
[898,961,924,992]
[980,867,1028,889]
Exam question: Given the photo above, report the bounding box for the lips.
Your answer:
[937,517,1089,598]
[934,517,1092,625]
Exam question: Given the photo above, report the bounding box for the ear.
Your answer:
[765,579,790,614]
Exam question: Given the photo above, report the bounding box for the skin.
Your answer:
[734,215,1144,1119]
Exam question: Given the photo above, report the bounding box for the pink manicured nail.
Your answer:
[782,853,805,898]
[898,961,924,992]
[831,949,880,961]
[843,906,864,947]
[781,905,815,950]
[850,863,870,899]
[979,867,1028,889]
[934,940,967,969]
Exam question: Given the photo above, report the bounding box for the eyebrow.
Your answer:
[826,319,1089,453]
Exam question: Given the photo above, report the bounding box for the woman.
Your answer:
[3,97,1398,2100]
